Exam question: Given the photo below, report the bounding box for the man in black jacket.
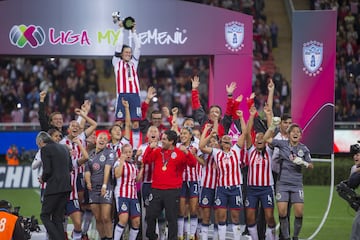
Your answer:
[37,131,72,240]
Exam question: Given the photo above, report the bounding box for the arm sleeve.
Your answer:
[115,27,124,54]
[132,31,141,62]
[38,101,49,132]
[40,147,51,182]
[142,147,155,164]
[348,172,360,189]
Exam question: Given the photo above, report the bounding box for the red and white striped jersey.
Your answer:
[60,132,87,174]
[114,160,138,199]
[113,60,140,94]
[212,144,244,187]
[177,142,201,182]
[200,153,217,189]
[32,150,46,190]
[246,145,274,186]
[106,137,130,158]
[137,143,154,183]
[60,132,88,200]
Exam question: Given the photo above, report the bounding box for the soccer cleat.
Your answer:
[81,233,90,240]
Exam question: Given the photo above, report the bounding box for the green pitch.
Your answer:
[0,186,356,239]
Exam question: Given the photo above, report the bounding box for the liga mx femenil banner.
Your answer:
[292,10,337,155]
[0,0,253,111]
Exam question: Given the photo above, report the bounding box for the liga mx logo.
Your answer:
[302,41,323,76]
[9,24,45,48]
[225,21,244,52]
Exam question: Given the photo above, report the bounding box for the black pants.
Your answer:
[40,192,68,240]
[145,188,180,240]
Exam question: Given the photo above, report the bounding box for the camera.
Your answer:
[336,180,360,211]
[11,206,41,240]
[350,144,360,154]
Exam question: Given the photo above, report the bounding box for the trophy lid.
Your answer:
[123,16,135,30]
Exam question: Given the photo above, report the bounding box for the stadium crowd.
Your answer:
[0,0,291,126]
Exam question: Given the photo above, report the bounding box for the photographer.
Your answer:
[0,200,25,240]
[349,144,360,240]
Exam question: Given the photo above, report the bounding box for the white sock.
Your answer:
[72,229,82,240]
[232,224,243,240]
[248,225,258,240]
[113,223,125,240]
[178,217,185,237]
[190,216,198,237]
[63,216,68,234]
[129,227,140,240]
[200,224,209,240]
[265,226,276,240]
[184,217,190,236]
[158,221,167,240]
[82,209,93,233]
[218,223,227,240]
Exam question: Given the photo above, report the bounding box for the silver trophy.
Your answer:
[112,11,135,30]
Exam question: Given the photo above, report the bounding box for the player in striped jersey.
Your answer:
[66,137,89,240]
[59,108,97,240]
[244,105,276,240]
[107,98,131,158]
[113,144,144,240]
[176,126,204,240]
[112,20,141,121]
[198,132,219,240]
[199,110,247,240]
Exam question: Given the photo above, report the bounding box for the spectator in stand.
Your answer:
[5,144,20,166]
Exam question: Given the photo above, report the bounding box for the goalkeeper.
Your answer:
[263,120,314,240]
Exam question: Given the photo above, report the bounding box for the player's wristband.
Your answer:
[102,184,107,189]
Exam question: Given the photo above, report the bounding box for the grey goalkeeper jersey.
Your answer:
[85,147,115,191]
[271,139,312,187]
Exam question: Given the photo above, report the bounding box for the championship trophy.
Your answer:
[112,11,135,30]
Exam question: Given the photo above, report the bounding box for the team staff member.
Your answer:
[142,130,198,240]
[37,131,72,240]
[0,200,25,240]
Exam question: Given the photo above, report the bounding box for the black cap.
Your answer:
[350,144,360,154]
[0,200,12,209]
